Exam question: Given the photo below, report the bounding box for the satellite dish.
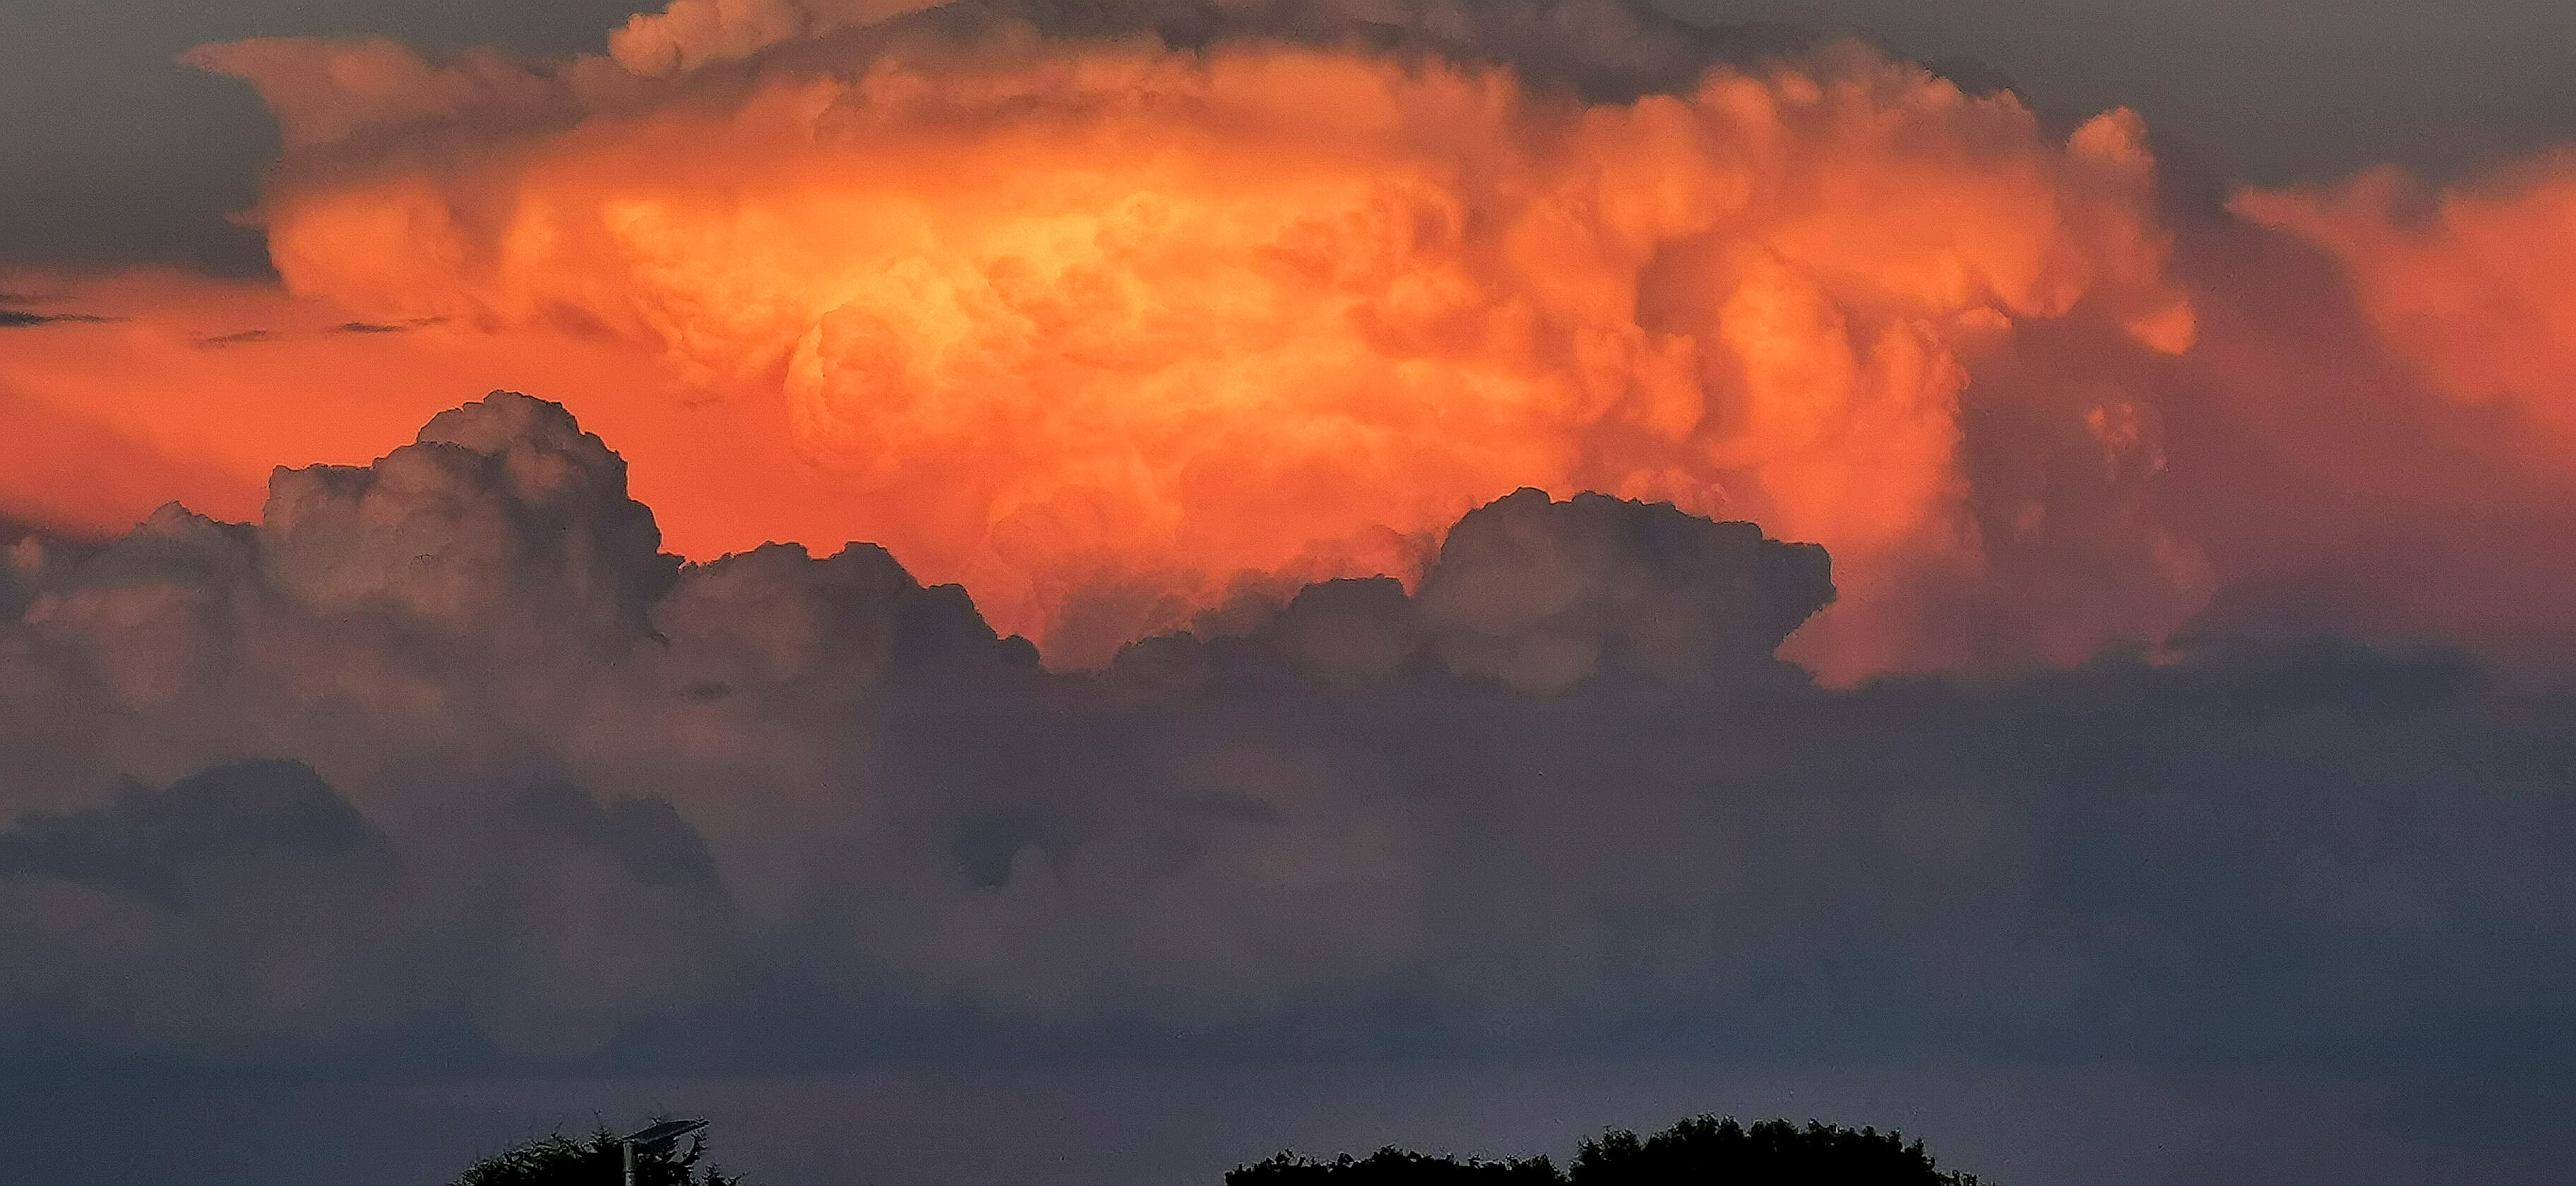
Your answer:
[625,1119,709,1154]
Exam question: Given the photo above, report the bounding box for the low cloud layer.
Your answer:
[1,395,2565,1095]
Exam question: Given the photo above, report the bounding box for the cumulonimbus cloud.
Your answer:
[2,0,2571,683]
[167,0,2198,678]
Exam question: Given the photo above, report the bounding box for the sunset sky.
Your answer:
[3,1,2573,1183]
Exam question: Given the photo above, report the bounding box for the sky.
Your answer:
[2,1,2575,1184]
[8,0,2576,277]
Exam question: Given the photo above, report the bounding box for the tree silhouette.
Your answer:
[1569,1117,1981,1185]
[447,1110,1979,1185]
[1228,1115,1984,1185]
[452,1125,744,1186]
[1231,1147,1561,1185]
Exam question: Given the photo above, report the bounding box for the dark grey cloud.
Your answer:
[176,320,439,347]
[0,520,103,622]
[0,394,2568,1182]
[198,327,280,345]
[878,0,1815,100]
[0,0,657,274]
[1111,488,1831,697]
[0,758,392,912]
[0,309,114,328]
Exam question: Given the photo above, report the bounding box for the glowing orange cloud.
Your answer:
[2234,152,2576,457]
[153,27,2193,673]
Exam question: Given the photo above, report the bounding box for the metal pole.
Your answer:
[624,1139,635,1186]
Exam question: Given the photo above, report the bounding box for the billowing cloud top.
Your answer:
[169,0,2200,680]
[5,0,2565,696]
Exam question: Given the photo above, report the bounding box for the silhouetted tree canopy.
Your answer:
[1232,1148,1562,1185]
[453,1127,743,1186]
[449,1110,1977,1185]
[1230,1115,1983,1185]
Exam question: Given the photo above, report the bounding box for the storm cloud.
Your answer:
[1,395,2564,1109]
